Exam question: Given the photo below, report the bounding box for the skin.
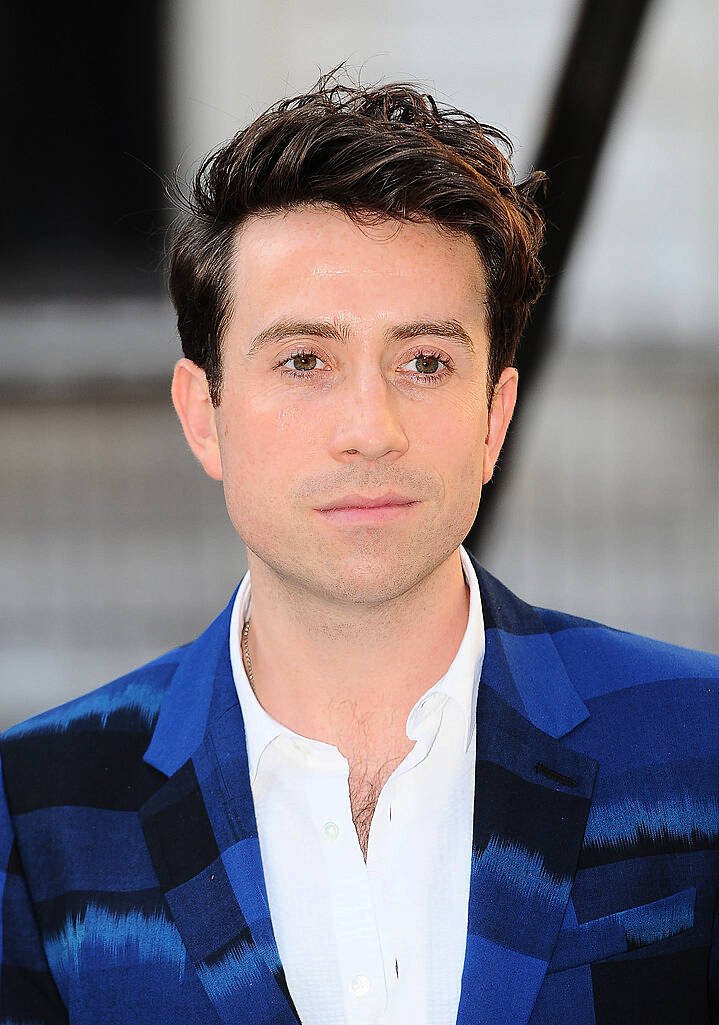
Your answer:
[172,205,518,828]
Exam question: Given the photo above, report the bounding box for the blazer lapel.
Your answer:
[138,592,300,1025]
[456,557,599,1025]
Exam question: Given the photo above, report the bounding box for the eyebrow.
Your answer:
[246,318,476,358]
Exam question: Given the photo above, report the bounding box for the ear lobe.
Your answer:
[171,358,223,481]
[482,367,518,484]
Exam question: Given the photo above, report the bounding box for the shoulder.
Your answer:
[472,557,717,696]
[474,555,716,706]
[534,606,716,778]
[534,604,718,703]
[0,643,188,817]
[1,643,188,745]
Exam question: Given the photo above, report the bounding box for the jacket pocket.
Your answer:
[547,886,696,973]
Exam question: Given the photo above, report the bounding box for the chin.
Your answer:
[315,550,435,601]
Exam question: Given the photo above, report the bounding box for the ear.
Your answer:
[482,367,518,484]
[171,358,223,481]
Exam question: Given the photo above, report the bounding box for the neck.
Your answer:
[241,547,470,760]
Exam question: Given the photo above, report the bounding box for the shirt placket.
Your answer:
[302,746,389,1024]
[370,710,442,1024]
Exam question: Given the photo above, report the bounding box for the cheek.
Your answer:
[429,402,487,503]
[217,398,325,559]
[271,400,318,441]
[243,386,319,439]
[218,399,313,505]
[221,392,311,453]
[419,395,486,459]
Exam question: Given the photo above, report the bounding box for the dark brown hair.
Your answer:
[168,67,547,406]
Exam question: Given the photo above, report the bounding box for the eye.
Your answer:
[398,349,454,386]
[276,349,329,378]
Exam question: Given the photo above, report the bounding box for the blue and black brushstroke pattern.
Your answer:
[45,903,187,985]
[581,791,718,866]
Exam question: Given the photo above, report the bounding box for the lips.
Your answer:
[315,502,419,524]
[316,492,416,510]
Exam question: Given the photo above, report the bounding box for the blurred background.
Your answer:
[1,0,716,730]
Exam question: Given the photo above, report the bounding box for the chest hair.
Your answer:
[348,753,405,860]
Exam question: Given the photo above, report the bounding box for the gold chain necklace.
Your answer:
[241,618,255,688]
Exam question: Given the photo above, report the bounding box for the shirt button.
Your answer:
[322,821,340,841]
[350,974,371,997]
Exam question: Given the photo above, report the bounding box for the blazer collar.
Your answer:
[141,553,596,1025]
[468,553,591,738]
[143,588,239,777]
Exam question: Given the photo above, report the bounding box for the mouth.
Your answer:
[314,502,419,524]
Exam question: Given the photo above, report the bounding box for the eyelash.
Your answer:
[274,347,454,387]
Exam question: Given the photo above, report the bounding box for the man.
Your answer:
[1,72,716,1025]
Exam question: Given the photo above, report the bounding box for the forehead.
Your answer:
[229,205,488,331]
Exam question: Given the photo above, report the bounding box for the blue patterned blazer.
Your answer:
[1,554,717,1025]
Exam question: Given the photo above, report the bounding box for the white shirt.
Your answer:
[229,544,485,1025]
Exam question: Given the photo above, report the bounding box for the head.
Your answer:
[169,69,546,605]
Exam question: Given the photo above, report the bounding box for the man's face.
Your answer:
[180,204,515,606]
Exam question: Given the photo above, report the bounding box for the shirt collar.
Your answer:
[403,543,484,751]
[229,574,294,783]
[229,543,485,784]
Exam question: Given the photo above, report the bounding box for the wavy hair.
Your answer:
[168,66,547,406]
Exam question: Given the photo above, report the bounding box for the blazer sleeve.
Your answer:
[0,749,69,1024]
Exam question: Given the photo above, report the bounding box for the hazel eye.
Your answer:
[405,354,441,375]
[277,350,329,376]
[398,350,454,385]
[287,353,318,371]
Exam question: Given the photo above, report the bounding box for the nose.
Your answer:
[329,369,409,462]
